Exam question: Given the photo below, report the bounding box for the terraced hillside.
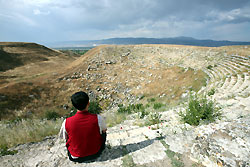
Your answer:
[0,45,249,167]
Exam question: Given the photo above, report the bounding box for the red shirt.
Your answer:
[65,111,103,157]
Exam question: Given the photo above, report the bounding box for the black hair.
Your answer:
[71,91,89,110]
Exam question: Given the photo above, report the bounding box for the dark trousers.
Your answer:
[68,133,107,163]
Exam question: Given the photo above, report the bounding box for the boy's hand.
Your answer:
[102,129,107,133]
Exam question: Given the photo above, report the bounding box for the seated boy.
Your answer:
[59,91,107,162]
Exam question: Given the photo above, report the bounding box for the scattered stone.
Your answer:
[63,104,69,110]
[181,93,188,99]
[105,61,114,64]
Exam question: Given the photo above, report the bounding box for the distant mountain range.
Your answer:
[47,37,250,48]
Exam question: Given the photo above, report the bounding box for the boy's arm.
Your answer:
[97,115,107,134]
[58,119,68,140]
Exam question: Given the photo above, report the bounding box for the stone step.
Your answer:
[230,59,250,69]
[230,56,250,64]
[215,74,249,100]
[239,84,250,97]
[223,60,244,72]
[228,74,244,93]
[203,81,221,94]
[218,63,237,75]
[220,76,231,90]
[107,126,162,146]
[215,75,237,99]
[211,67,224,80]
[216,64,232,76]
[204,71,223,91]
[204,69,216,83]
[214,65,234,88]
[197,85,207,95]
[232,73,249,94]
[202,68,214,82]
[230,54,250,61]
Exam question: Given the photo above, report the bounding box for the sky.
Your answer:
[1,0,250,44]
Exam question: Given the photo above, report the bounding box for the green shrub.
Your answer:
[138,109,149,119]
[88,101,102,114]
[131,103,144,113]
[138,95,145,100]
[208,88,215,96]
[118,104,132,114]
[180,94,221,126]
[117,103,145,114]
[148,98,156,102]
[153,103,165,109]
[45,111,60,120]
[0,145,18,156]
[145,112,162,126]
[207,65,213,70]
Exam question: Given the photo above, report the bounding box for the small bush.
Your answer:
[208,88,215,96]
[138,94,145,100]
[148,98,156,102]
[117,103,145,114]
[101,99,111,110]
[88,101,102,114]
[131,103,145,113]
[153,103,165,110]
[118,104,132,114]
[145,112,162,126]
[137,109,149,119]
[207,65,213,70]
[180,94,221,126]
[111,103,149,126]
[45,111,60,120]
[0,145,18,156]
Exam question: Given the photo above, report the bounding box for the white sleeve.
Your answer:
[97,115,107,134]
[58,119,68,140]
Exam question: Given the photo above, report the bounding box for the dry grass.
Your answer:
[105,112,128,127]
[0,118,63,149]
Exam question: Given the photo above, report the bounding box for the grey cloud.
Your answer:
[0,0,250,42]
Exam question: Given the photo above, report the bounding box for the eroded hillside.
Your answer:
[1,44,250,120]
[0,42,80,120]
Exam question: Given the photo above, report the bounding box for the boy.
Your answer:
[59,91,107,162]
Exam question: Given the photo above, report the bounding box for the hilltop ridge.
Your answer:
[47,37,250,48]
[0,42,79,119]
[0,42,63,72]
